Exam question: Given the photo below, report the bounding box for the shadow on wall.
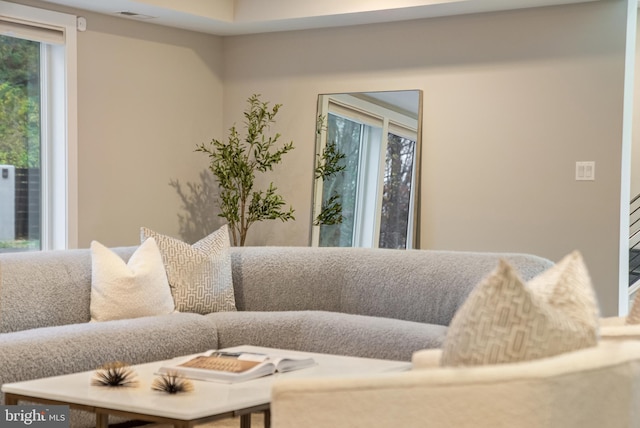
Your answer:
[169,170,224,244]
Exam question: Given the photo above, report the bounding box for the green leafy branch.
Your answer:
[196,94,295,246]
[314,114,346,226]
[315,138,346,180]
[314,194,343,226]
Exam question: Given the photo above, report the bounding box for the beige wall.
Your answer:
[9,0,633,316]
[12,0,226,248]
[223,1,630,316]
[75,13,225,248]
[633,9,640,199]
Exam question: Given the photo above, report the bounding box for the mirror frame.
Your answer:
[310,90,423,249]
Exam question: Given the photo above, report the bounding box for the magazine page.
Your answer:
[266,354,316,373]
[157,350,315,383]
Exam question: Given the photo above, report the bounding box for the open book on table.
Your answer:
[157,350,316,383]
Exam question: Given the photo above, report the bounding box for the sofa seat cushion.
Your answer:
[206,310,447,361]
[0,313,218,390]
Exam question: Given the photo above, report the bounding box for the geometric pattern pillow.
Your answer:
[440,251,599,366]
[140,224,237,314]
[90,237,176,322]
[627,292,640,324]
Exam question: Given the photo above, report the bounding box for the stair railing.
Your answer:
[629,193,640,291]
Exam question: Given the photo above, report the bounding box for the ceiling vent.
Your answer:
[115,11,156,20]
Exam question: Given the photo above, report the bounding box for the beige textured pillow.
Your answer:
[140,225,237,314]
[627,294,640,324]
[90,238,175,322]
[440,251,599,367]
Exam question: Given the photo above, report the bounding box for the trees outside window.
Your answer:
[0,35,41,251]
[0,1,78,252]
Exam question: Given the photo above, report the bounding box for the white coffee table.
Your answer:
[2,345,410,428]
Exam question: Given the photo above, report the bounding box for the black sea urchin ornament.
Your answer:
[151,372,194,394]
[91,361,139,387]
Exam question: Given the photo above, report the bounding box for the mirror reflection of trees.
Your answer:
[380,134,415,249]
[319,114,361,247]
[312,90,421,249]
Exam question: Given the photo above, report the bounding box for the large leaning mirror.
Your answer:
[311,90,423,249]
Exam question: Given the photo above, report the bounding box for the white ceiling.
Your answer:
[38,0,599,36]
[361,91,421,116]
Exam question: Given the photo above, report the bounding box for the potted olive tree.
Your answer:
[196,94,295,246]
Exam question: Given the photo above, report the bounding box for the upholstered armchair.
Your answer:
[271,340,640,428]
[601,316,640,340]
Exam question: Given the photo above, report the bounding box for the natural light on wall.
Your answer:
[0,1,77,252]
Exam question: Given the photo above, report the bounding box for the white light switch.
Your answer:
[576,161,595,181]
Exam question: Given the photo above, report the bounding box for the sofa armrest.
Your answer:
[271,341,640,428]
[411,349,442,369]
[600,316,626,327]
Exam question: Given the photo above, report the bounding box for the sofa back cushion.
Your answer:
[230,246,346,314]
[230,246,554,326]
[0,244,553,333]
[0,246,136,333]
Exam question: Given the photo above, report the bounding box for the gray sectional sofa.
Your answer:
[0,245,552,425]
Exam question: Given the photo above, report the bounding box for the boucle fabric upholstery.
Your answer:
[0,313,218,427]
[0,245,551,334]
[0,313,217,388]
[272,341,640,428]
[0,246,135,333]
[0,244,553,426]
[230,246,553,325]
[208,311,447,361]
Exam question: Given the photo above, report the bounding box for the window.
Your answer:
[0,1,77,252]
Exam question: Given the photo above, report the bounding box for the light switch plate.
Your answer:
[576,161,595,181]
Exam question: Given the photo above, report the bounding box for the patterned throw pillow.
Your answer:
[140,225,237,314]
[626,293,640,324]
[90,237,175,322]
[440,251,599,366]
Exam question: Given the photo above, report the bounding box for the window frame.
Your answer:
[1,1,78,250]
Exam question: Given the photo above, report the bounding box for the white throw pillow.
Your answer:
[140,225,237,314]
[90,238,175,322]
[440,251,599,366]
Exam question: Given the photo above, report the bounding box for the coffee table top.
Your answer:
[2,345,410,421]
